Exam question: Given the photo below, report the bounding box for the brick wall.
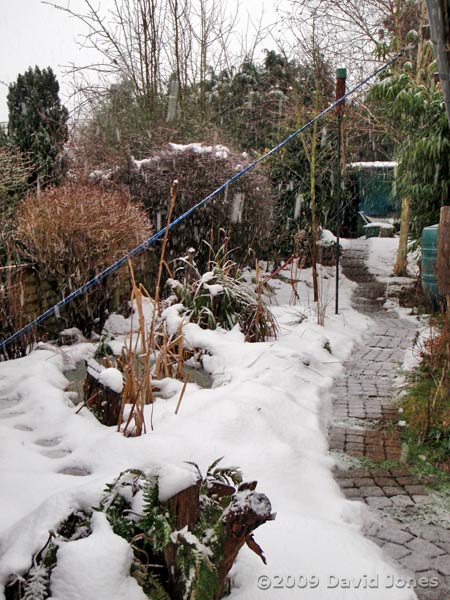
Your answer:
[0,253,154,352]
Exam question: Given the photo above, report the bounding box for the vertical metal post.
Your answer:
[335,67,347,314]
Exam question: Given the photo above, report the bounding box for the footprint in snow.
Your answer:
[14,424,34,431]
[58,466,91,476]
[0,395,20,407]
[43,448,72,459]
[34,437,62,447]
[0,410,26,419]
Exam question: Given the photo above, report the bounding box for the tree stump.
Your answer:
[216,486,274,598]
[83,359,122,426]
[161,479,274,600]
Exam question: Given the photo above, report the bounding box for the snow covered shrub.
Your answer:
[127,142,274,268]
[7,66,68,187]
[5,511,91,600]
[169,242,277,342]
[13,182,152,336]
[5,463,274,600]
[95,462,273,600]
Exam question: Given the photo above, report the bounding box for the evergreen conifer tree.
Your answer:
[7,66,68,186]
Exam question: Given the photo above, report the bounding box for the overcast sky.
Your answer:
[0,0,90,121]
[0,0,283,122]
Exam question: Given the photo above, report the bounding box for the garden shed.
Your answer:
[347,161,398,218]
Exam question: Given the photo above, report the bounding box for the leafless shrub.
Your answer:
[0,147,34,212]
[0,265,36,359]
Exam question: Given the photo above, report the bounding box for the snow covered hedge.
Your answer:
[126,143,274,268]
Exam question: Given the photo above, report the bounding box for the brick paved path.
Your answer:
[329,240,450,599]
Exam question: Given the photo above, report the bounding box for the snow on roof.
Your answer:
[347,161,398,169]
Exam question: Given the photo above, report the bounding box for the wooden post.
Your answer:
[393,196,411,276]
[335,67,347,314]
[437,205,450,313]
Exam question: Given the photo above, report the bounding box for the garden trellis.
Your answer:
[0,50,408,354]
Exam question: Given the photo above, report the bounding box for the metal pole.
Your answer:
[335,67,347,314]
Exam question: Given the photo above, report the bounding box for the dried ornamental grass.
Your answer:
[14,182,152,335]
[0,265,34,359]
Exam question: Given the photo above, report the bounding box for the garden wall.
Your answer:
[0,254,151,357]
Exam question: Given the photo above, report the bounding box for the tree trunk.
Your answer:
[393,196,410,276]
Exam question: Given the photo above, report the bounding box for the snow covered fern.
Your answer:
[22,563,49,600]
[97,462,273,600]
[4,514,90,600]
[5,463,273,600]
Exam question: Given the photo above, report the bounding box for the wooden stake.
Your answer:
[394,197,411,276]
[154,180,178,320]
[174,374,189,415]
[437,205,450,313]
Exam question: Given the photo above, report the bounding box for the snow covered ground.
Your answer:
[367,237,401,279]
[366,236,425,326]
[0,262,418,599]
[367,236,419,279]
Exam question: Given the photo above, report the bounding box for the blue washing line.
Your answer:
[0,52,403,353]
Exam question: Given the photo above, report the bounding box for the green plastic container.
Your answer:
[422,224,440,302]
